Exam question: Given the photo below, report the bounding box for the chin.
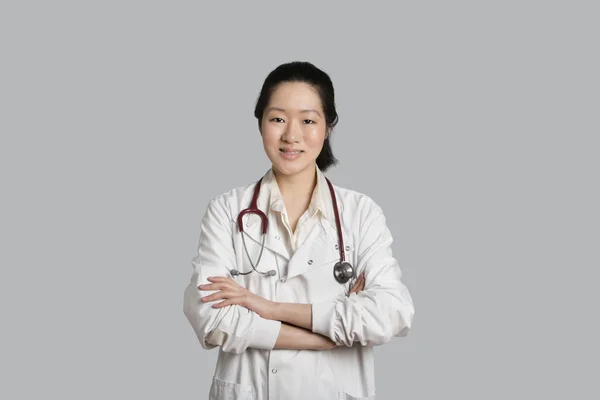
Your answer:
[271,159,312,177]
[273,163,305,176]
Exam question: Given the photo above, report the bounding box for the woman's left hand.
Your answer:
[198,276,277,320]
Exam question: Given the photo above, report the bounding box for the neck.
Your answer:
[273,164,317,199]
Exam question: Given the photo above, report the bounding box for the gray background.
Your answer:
[1,1,598,399]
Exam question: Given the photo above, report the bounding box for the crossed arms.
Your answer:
[183,198,414,354]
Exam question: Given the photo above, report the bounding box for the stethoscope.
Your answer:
[230,176,355,284]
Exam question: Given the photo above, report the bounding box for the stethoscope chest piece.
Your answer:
[333,261,354,284]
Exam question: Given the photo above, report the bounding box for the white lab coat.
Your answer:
[183,168,415,400]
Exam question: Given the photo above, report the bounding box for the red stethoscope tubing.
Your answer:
[236,176,346,263]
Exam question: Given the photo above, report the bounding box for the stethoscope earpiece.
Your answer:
[333,261,354,284]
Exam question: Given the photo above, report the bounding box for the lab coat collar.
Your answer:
[237,171,290,260]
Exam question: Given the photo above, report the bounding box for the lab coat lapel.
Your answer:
[285,219,339,280]
[285,174,350,280]
[234,169,290,261]
[239,206,291,261]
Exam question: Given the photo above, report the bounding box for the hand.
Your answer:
[198,276,276,320]
[348,272,365,295]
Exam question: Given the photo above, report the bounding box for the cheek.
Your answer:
[261,128,280,149]
[304,128,326,150]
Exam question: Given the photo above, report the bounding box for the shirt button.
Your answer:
[280,278,286,283]
[275,236,280,240]
[307,260,313,265]
[335,244,339,250]
[272,369,277,374]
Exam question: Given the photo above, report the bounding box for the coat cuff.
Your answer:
[248,317,282,350]
[311,298,338,338]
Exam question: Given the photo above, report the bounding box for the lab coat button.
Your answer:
[280,278,286,283]
[335,244,339,250]
[275,235,280,240]
[308,260,313,265]
[272,369,277,374]
[345,245,350,251]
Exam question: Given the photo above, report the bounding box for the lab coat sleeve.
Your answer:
[311,207,415,347]
[183,197,281,354]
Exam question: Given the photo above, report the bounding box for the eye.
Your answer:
[270,117,284,123]
[303,119,315,124]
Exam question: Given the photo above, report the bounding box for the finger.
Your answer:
[204,279,237,290]
[349,278,362,294]
[211,299,230,308]
[212,296,245,309]
[197,283,224,291]
[202,290,234,302]
[351,275,365,293]
[354,275,364,285]
[207,277,236,285]
[207,276,229,282]
[208,277,238,289]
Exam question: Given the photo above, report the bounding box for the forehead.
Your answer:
[267,81,322,111]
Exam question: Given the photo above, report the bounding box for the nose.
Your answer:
[281,120,301,143]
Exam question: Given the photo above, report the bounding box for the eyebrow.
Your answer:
[266,107,322,117]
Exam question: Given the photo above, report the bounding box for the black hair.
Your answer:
[254,61,339,171]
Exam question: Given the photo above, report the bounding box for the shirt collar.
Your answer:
[261,165,337,226]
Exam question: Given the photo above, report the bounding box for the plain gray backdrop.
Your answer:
[1,1,598,399]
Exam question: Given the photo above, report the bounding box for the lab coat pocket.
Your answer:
[209,376,255,400]
[337,392,376,400]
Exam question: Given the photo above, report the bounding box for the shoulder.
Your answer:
[330,181,386,226]
[204,180,257,221]
[329,183,394,252]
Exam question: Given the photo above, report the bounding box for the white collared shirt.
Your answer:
[183,166,415,400]
[263,165,330,255]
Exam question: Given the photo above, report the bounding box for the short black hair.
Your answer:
[254,61,339,171]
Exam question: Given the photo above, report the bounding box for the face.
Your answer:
[260,81,328,177]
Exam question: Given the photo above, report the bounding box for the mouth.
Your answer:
[279,149,303,154]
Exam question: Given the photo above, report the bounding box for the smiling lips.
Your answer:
[280,148,303,160]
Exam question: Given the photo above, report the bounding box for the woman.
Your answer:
[183,61,415,400]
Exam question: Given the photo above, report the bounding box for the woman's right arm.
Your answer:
[183,197,340,353]
[183,198,282,354]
